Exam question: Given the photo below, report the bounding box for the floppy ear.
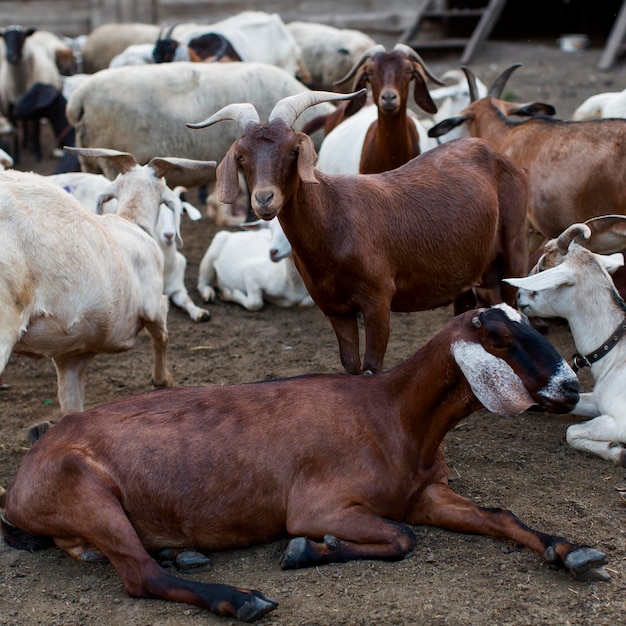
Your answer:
[344,88,368,117]
[296,133,319,184]
[412,70,438,115]
[596,252,625,274]
[504,264,576,291]
[508,102,556,117]
[216,144,241,204]
[427,116,467,138]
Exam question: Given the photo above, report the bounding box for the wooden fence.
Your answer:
[0,0,417,41]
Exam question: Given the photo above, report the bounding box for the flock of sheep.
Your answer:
[0,7,626,622]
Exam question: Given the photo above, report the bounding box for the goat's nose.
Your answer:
[255,190,274,209]
[163,233,175,245]
[380,91,398,110]
[270,249,279,262]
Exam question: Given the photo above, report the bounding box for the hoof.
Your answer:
[197,311,210,323]
[27,421,53,445]
[616,486,626,505]
[280,537,307,570]
[237,591,278,623]
[175,549,211,572]
[564,547,610,582]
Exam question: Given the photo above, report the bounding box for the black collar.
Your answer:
[572,317,626,372]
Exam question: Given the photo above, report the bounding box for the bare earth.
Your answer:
[1,40,626,626]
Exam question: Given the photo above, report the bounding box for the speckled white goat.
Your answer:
[506,216,626,465]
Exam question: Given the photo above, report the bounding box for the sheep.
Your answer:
[65,62,335,190]
[46,167,212,323]
[186,90,529,375]
[0,148,214,415]
[316,43,443,175]
[0,25,61,114]
[286,20,377,91]
[197,218,313,311]
[29,30,76,75]
[152,11,311,84]
[572,89,626,121]
[427,64,626,257]
[2,304,608,624]
[505,215,626,466]
[80,22,161,73]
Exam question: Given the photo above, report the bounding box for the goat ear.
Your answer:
[344,89,368,117]
[504,264,576,291]
[297,133,318,184]
[181,201,202,221]
[427,116,467,138]
[597,252,625,274]
[216,144,241,204]
[509,102,556,118]
[412,72,438,115]
[95,191,115,215]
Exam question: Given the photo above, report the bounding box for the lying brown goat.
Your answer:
[187,90,529,375]
[428,64,626,256]
[1,305,608,623]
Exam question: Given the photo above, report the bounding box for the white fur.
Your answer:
[197,219,313,311]
[573,89,626,121]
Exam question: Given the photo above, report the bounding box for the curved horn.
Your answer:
[461,66,481,102]
[556,223,591,254]
[333,44,386,87]
[186,103,260,131]
[488,63,523,99]
[165,22,178,39]
[393,43,445,85]
[63,146,137,174]
[156,24,165,42]
[583,215,626,254]
[269,89,368,128]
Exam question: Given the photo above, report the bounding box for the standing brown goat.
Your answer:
[428,64,626,256]
[187,90,528,375]
[2,305,608,623]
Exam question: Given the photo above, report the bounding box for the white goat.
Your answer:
[0,148,214,415]
[505,216,626,466]
[47,170,211,322]
[197,219,313,311]
[572,89,626,121]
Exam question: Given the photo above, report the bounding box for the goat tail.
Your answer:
[1,505,54,552]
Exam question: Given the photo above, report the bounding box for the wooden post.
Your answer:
[598,0,626,71]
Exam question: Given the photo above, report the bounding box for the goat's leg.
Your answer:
[53,352,96,414]
[281,506,417,569]
[360,304,391,374]
[566,415,626,466]
[143,302,174,388]
[327,314,361,374]
[410,482,609,581]
[571,392,600,417]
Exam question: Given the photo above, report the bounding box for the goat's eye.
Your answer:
[291,147,299,157]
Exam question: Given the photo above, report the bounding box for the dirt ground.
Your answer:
[2,38,626,626]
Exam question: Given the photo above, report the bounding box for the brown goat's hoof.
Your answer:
[236,591,278,622]
[175,549,212,572]
[27,421,54,445]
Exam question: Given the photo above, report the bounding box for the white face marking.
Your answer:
[536,360,577,403]
[452,340,534,417]
[493,302,523,323]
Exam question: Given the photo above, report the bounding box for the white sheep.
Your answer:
[286,21,376,91]
[197,218,313,311]
[572,89,626,121]
[0,148,214,415]
[505,216,626,466]
[46,170,211,322]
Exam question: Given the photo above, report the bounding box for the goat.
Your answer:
[428,64,626,257]
[572,89,626,121]
[505,215,626,466]
[197,218,313,310]
[186,90,529,375]
[0,148,214,415]
[46,170,211,322]
[1,304,608,624]
[327,43,443,174]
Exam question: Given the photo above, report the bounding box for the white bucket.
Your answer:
[557,34,589,53]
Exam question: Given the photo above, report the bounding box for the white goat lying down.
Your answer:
[47,169,211,322]
[197,218,313,311]
[506,215,626,465]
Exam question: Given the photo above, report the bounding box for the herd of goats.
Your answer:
[1,9,626,622]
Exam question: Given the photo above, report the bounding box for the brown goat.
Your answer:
[332,43,443,173]
[428,64,626,256]
[2,305,608,623]
[187,90,529,375]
